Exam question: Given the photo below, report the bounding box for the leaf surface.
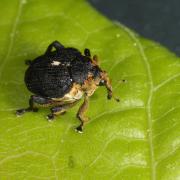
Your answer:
[0,0,179,179]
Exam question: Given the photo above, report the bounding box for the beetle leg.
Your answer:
[84,48,91,57]
[46,106,66,121]
[16,95,52,116]
[45,41,64,55]
[46,100,79,121]
[76,94,89,133]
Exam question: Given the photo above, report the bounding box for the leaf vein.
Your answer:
[154,73,180,91]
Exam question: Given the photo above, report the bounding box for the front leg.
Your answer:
[16,95,52,116]
[76,94,89,133]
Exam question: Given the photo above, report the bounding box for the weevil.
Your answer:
[16,41,119,133]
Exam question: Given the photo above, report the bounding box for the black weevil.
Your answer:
[16,41,119,133]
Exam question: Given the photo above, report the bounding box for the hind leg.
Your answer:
[16,95,52,116]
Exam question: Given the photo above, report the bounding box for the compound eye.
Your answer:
[99,79,105,86]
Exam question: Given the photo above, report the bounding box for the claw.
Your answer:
[75,125,83,133]
[16,109,26,116]
[16,108,38,116]
[46,114,55,121]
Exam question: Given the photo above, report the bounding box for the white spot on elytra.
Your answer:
[51,61,61,66]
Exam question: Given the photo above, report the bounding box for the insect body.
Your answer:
[16,41,118,133]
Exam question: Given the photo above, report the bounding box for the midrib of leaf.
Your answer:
[116,22,156,180]
[0,0,24,79]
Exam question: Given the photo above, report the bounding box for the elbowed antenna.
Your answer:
[100,71,120,102]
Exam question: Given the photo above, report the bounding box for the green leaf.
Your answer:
[0,0,179,179]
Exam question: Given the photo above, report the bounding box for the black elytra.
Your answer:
[25,41,102,98]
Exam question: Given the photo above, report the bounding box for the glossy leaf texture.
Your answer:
[0,0,179,179]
